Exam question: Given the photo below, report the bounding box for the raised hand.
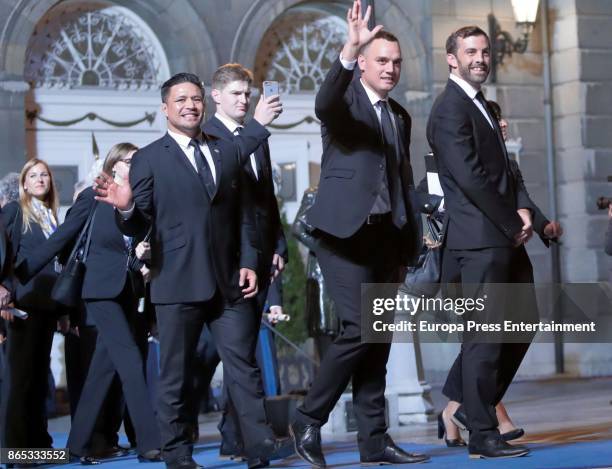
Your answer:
[253,95,283,127]
[342,0,383,61]
[94,171,133,211]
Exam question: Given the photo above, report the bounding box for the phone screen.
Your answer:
[263,80,279,98]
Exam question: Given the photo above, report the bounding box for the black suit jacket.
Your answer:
[0,206,8,282]
[426,79,524,250]
[117,122,267,304]
[17,188,137,300]
[307,59,421,264]
[3,201,58,313]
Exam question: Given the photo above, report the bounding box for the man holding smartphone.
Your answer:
[201,64,289,466]
[289,1,428,466]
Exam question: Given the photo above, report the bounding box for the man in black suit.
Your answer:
[199,63,288,460]
[205,63,288,318]
[289,2,429,467]
[426,26,533,459]
[94,73,288,469]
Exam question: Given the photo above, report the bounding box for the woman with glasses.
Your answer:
[16,144,160,464]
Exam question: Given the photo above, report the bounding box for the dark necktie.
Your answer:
[379,100,407,228]
[189,138,216,199]
[475,92,509,162]
[474,92,514,197]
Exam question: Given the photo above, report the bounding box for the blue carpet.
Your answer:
[39,433,612,468]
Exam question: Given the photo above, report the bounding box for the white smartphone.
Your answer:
[7,307,29,320]
[263,80,279,99]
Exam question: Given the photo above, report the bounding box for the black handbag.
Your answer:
[292,188,319,251]
[399,216,443,298]
[51,204,97,307]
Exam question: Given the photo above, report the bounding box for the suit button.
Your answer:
[379,164,384,170]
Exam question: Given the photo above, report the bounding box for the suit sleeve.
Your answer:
[0,202,18,292]
[431,106,523,240]
[266,275,283,308]
[116,149,153,237]
[510,161,551,246]
[314,58,355,125]
[233,120,271,165]
[239,166,259,272]
[0,206,7,282]
[14,188,96,282]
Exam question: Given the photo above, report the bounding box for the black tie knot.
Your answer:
[235,126,244,135]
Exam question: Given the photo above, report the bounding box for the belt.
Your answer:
[366,212,392,225]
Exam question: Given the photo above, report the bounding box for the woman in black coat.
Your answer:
[0,158,65,450]
[17,144,160,464]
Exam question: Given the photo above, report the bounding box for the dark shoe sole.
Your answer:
[289,424,326,468]
[469,449,529,459]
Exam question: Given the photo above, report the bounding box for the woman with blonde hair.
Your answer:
[16,144,160,464]
[0,158,66,451]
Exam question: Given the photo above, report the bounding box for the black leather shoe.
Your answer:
[454,406,525,442]
[166,455,203,469]
[219,438,245,461]
[247,457,269,469]
[437,412,466,447]
[501,428,525,441]
[93,445,129,459]
[360,436,430,465]
[79,456,101,466]
[137,449,163,463]
[250,436,294,461]
[469,437,529,459]
[289,421,326,468]
[451,407,469,431]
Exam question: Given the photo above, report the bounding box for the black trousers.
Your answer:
[67,284,159,456]
[440,245,537,443]
[0,309,56,449]
[296,220,401,456]
[155,293,273,463]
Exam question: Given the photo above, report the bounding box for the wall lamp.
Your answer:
[488,0,540,83]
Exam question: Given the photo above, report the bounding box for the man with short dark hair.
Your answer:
[427,25,532,459]
[289,1,429,467]
[94,72,288,469]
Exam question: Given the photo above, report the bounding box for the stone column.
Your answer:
[0,78,28,175]
[549,0,612,282]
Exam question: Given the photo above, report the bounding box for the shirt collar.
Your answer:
[215,112,243,134]
[167,128,203,149]
[359,79,388,106]
[449,73,480,100]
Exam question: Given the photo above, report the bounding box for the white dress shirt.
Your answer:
[167,128,217,183]
[214,113,258,180]
[448,73,494,128]
[118,129,216,217]
[339,56,398,133]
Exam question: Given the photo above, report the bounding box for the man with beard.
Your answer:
[289,1,429,466]
[427,26,532,459]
